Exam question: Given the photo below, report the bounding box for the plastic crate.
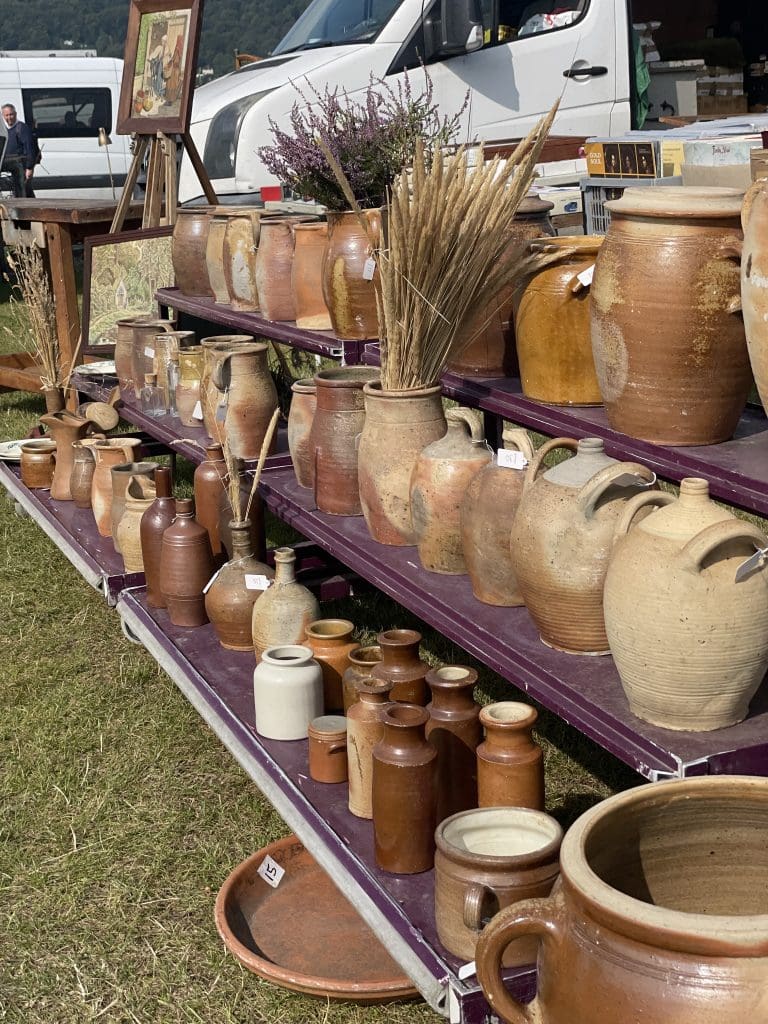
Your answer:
[581,176,683,234]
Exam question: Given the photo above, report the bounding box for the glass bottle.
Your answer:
[140,373,164,418]
[166,352,180,416]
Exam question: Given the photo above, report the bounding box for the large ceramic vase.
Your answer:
[194,443,227,561]
[205,519,275,651]
[590,186,750,445]
[740,178,768,409]
[322,209,381,340]
[304,618,357,713]
[477,702,545,809]
[222,209,265,311]
[410,407,491,574]
[371,628,429,705]
[604,477,768,731]
[212,342,279,459]
[425,666,481,822]
[513,235,603,406]
[199,336,253,441]
[110,460,159,552]
[90,438,142,535]
[40,411,92,501]
[206,208,242,304]
[253,645,324,740]
[510,437,655,655]
[287,378,317,489]
[292,222,332,330]
[254,218,312,321]
[346,674,391,819]
[116,475,157,572]
[159,497,215,627]
[310,366,379,515]
[476,776,768,1024]
[358,382,447,546]
[172,206,215,298]
[176,346,204,427]
[130,319,177,399]
[140,466,176,609]
[251,547,320,661]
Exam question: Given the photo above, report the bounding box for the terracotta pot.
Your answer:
[115,315,150,394]
[346,674,391,819]
[70,439,102,508]
[20,439,57,489]
[510,437,655,655]
[176,346,204,427]
[322,209,381,340]
[372,703,437,874]
[253,644,324,740]
[591,186,750,445]
[205,519,274,651]
[212,342,279,459]
[206,208,242,304]
[159,497,215,627]
[130,319,176,399]
[251,547,321,661]
[292,222,332,330]
[153,330,195,409]
[342,644,382,714]
[435,807,562,964]
[477,702,545,810]
[358,382,447,546]
[425,666,481,822]
[194,443,227,561]
[254,218,302,321]
[172,206,215,298]
[199,336,254,441]
[303,618,357,713]
[605,477,768,731]
[222,209,267,311]
[110,460,159,553]
[217,476,267,564]
[308,715,348,783]
[740,179,768,410]
[116,475,157,571]
[476,776,768,1024]
[288,378,317,489]
[410,407,491,574]
[140,466,176,608]
[90,438,142,533]
[371,628,429,705]
[310,366,379,515]
[40,411,92,501]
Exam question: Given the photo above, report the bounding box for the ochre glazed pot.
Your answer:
[206,208,243,304]
[110,460,159,553]
[222,209,267,311]
[20,439,57,489]
[322,209,381,340]
[90,438,142,535]
[304,618,357,713]
[287,378,317,489]
[740,178,768,410]
[254,218,315,321]
[477,702,545,809]
[476,776,768,1024]
[213,342,279,459]
[176,346,204,427]
[116,475,157,572]
[346,673,391,819]
[292,222,332,330]
[172,206,215,298]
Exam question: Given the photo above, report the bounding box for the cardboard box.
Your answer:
[681,163,751,189]
[584,140,659,178]
[697,94,749,116]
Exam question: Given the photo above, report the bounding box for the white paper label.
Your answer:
[257,854,285,889]
[191,400,203,420]
[215,404,227,422]
[202,567,222,594]
[362,257,376,281]
[576,264,595,288]
[497,449,528,469]
[245,574,271,591]
[144,346,155,358]
[457,961,477,981]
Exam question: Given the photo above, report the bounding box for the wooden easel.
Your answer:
[110,130,217,233]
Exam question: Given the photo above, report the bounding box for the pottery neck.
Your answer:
[380,703,430,753]
[377,629,423,676]
[357,683,392,707]
[481,702,538,751]
[261,644,315,668]
[93,439,142,465]
[306,619,355,648]
[272,547,297,586]
[154,466,173,498]
[204,443,225,466]
[543,437,616,487]
[229,520,254,561]
[349,645,383,675]
[40,411,90,443]
[426,666,479,714]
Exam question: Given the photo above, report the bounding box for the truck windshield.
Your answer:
[273,0,403,53]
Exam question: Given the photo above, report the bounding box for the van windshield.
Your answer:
[273,0,403,53]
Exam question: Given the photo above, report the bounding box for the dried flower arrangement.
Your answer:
[4,243,63,395]
[222,406,280,527]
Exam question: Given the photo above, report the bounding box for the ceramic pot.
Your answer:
[358,382,447,546]
[159,497,215,627]
[217,475,267,564]
[346,674,391,818]
[153,330,195,409]
[254,218,303,321]
[111,460,159,552]
[292,222,332,330]
[130,319,176,399]
[310,366,380,515]
[322,209,381,340]
[476,776,768,1024]
[425,666,481,822]
[20,439,57,489]
[194,443,227,561]
[115,315,149,394]
[251,547,321,661]
[372,703,437,874]
[510,437,656,655]
[477,702,545,810]
[435,807,562,964]
[605,477,768,731]
[212,342,279,459]
[176,346,204,427]
[740,179,768,410]
[223,209,266,311]
[200,336,254,441]
[90,437,142,535]
[205,519,275,651]
[70,439,101,508]
[172,206,215,298]
[288,378,317,489]
[342,644,382,714]
[410,407,491,574]
[304,619,357,713]
[591,186,750,445]
[371,628,429,705]
[308,715,348,783]
[117,475,157,572]
[140,466,176,608]
[40,411,92,501]
[206,208,242,304]
[253,644,324,740]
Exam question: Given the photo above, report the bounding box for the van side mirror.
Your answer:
[436,0,483,54]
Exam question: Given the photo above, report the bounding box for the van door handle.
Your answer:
[563,65,608,78]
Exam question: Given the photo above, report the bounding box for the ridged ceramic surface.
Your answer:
[292,223,332,330]
[172,207,215,298]
[322,210,381,340]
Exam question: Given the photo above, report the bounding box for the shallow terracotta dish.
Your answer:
[214,834,419,1002]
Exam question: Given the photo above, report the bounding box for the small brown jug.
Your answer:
[20,439,57,489]
[159,498,215,627]
[308,715,348,784]
[425,666,481,823]
[371,629,429,705]
[304,619,357,713]
[477,702,544,810]
[140,467,176,608]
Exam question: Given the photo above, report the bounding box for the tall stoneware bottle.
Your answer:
[304,618,357,713]
[111,460,159,553]
[90,438,143,535]
[288,378,317,489]
[194,443,227,562]
[347,677,392,819]
[477,702,545,810]
[40,410,92,501]
[117,475,157,572]
[371,628,429,705]
[410,407,491,574]
[342,644,382,713]
[213,342,279,459]
[425,666,481,822]
[372,704,438,874]
[251,547,320,661]
[140,467,176,608]
[205,519,275,651]
[159,498,215,627]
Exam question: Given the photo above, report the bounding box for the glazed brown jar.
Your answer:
[477,702,544,810]
[342,644,382,713]
[371,629,429,705]
[347,676,391,819]
[20,439,57,489]
[194,443,227,562]
[172,206,215,298]
[322,209,381,340]
[308,715,348,783]
[254,218,304,322]
[205,520,275,651]
[287,378,317,489]
[304,619,357,713]
[159,498,215,627]
[140,467,176,608]
[425,666,481,823]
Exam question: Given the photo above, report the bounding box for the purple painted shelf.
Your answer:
[116,586,536,1020]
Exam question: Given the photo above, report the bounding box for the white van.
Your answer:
[0,51,132,199]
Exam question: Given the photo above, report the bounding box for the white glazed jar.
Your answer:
[253,645,324,740]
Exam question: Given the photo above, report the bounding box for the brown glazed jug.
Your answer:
[322,209,381,340]
[605,478,768,731]
[304,619,357,713]
[476,776,768,1024]
[205,519,275,651]
[346,675,391,818]
[292,222,332,330]
[287,378,317,489]
[251,547,321,661]
[20,439,57,489]
[116,475,157,572]
[40,411,92,501]
[371,629,430,705]
[194,443,227,561]
[130,319,176,399]
[477,702,545,810]
[140,466,176,608]
[212,342,279,459]
[176,346,205,427]
[172,206,215,298]
[372,703,438,874]
[342,644,383,713]
[425,666,481,823]
[310,366,380,516]
[591,186,750,445]
[410,407,491,574]
[510,437,655,655]
[111,460,159,553]
[199,336,254,441]
[90,438,143,535]
[160,497,215,627]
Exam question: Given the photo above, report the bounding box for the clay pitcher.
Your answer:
[371,628,429,705]
[176,346,204,427]
[199,335,254,441]
[425,666,481,822]
[40,411,92,501]
[292,222,332,330]
[172,206,215,298]
[212,342,279,459]
[153,330,195,410]
[110,460,159,552]
[130,319,176,399]
[222,209,265,311]
[251,547,321,661]
[605,477,768,731]
[205,519,275,651]
[90,438,143,536]
[322,209,381,340]
[116,475,157,572]
[740,178,768,409]
[510,437,656,655]
[410,407,491,574]
[140,466,176,609]
[287,378,317,489]
[159,497,215,627]
[254,218,300,321]
[70,439,102,508]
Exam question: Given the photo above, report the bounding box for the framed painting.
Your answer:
[81,226,174,353]
[117,0,203,135]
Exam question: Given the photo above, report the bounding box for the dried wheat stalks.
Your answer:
[219,407,280,525]
[4,243,61,390]
[245,408,280,524]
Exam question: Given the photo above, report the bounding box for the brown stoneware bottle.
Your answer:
[194,443,227,561]
[477,702,545,810]
[425,666,481,823]
[371,629,429,705]
[372,703,438,874]
[140,467,176,609]
[304,618,357,713]
[347,676,392,819]
[342,644,382,713]
[159,498,215,627]
[204,519,274,651]
[251,547,320,661]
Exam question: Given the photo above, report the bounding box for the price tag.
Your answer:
[458,961,476,981]
[245,574,271,591]
[257,854,285,889]
[497,449,528,470]
[192,400,203,421]
[144,346,155,358]
[576,264,595,288]
[215,403,227,422]
[202,567,222,594]
[362,257,376,281]
[735,545,768,583]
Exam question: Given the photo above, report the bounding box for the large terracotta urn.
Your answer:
[212,342,279,459]
[740,178,768,409]
[172,207,215,298]
[292,222,332,330]
[40,411,92,501]
[322,209,381,340]
[476,776,768,1024]
[590,186,750,445]
[605,477,768,731]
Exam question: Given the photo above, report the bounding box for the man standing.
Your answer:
[1,103,36,198]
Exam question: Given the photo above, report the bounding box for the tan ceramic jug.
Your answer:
[212,342,279,459]
[40,411,92,501]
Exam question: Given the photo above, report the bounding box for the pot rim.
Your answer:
[381,702,429,729]
[363,381,443,400]
[479,701,538,728]
[436,806,563,868]
[21,439,57,452]
[605,185,744,220]
[426,665,478,688]
[349,644,382,665]
[261,644,315,666]
[305,618,355,640]
[314,367,380,387]
[291,378,317,393]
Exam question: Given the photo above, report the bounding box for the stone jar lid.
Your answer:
[606,185,744,220]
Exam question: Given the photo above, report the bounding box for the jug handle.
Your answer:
[501,427,535,463]
[211,352,231,393]
[463,883,500,931]
[522,437,578,490]
[681,520,768,574]
[741,178,766,233]
[577,463,656,521]
[475,897,563,1024]
[446,406,485,440]
[158,320,176,334]
[613,489,676,540]
[715,234,744,313]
